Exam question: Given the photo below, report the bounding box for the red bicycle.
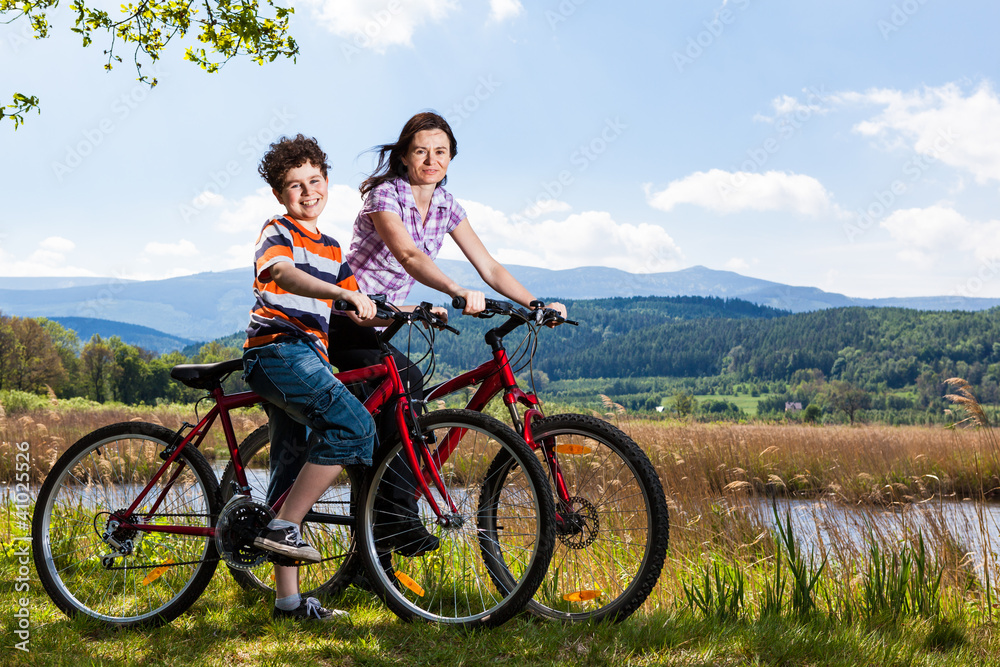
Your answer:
[427,296,669,622]
[32,299,555,628]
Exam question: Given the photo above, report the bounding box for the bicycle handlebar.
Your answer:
[451,296,577,327]
[335,295,460,335]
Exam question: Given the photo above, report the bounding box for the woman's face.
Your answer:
[401,129,452,187]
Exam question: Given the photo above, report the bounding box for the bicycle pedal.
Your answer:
[268,554,307,567]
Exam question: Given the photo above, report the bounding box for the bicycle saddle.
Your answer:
[170,358,244,389]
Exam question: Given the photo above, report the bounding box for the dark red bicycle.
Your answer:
[427,296,669,623]
[240,296,671,622]
[32,299,556,628]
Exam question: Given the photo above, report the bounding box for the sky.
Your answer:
[2,0,999,299]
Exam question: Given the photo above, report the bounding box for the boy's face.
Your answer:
[274,162,328,225]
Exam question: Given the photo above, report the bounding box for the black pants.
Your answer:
[327,316,424,514]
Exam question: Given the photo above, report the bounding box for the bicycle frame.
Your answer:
[109,348,459,542]
[424,325,573,505]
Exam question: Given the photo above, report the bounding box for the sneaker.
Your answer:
[272,596,348,622]
[373,502,440,557]
[254,525,322,563]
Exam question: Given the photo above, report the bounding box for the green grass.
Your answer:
[5,571,1000,666]
[6,533,1000,667]
[692,393,762,413]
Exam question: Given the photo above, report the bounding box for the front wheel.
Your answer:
[32,422,221,628]
[495,414,669,622]
[356,409,555,627]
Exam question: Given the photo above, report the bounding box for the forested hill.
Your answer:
[510,304,1000,392]
[432,296,788,372]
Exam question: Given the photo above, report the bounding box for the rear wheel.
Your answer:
[32,422,221,628]
[356,409,555,627]
[490,414,669,622]
[219,425,362,598]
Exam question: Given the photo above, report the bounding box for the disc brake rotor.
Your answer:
[557,496,599,549]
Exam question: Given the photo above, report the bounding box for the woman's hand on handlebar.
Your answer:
[453,289,485,315]
[544,302,568,320]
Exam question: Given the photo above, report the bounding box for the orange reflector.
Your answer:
[554,444,592,455]
[395,571,425,597]
[562,590,602,602]
[142,559,175,586]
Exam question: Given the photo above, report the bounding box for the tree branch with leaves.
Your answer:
[1,0,298,129]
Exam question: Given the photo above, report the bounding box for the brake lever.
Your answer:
[418,302,460,335]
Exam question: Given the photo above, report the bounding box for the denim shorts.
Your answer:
[243,338,375,483]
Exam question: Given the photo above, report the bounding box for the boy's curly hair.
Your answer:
[258,134,330,190]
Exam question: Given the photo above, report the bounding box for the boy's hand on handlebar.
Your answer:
[343,291,377,321]
[429,306,449,322]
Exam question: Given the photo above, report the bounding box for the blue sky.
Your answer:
[2,0,999,299]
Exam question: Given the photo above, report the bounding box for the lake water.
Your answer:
[744,496,1000,573]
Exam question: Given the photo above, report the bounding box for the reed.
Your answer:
[0,403,267,483]
[682,560,746,621]
[9,391,1000,629]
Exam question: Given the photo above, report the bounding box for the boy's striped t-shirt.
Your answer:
[244,215,359,360]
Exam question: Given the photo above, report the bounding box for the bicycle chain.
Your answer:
[100,551,350,571]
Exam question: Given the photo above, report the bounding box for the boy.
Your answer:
[242,134,377,621]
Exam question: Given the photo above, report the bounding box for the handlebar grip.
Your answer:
[333,299,356,312]
[452,296,466,309]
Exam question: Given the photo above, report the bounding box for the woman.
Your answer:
[330,111,566,556]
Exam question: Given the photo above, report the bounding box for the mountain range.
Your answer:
[2,262,998,345]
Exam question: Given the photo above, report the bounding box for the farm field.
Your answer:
[5,404,1000,665]
[691,393,762,413]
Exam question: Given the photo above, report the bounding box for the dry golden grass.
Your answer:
[0,404,267,483]
[9,400,1000,620]
[593,413,1000,616]
[626,419,998,505]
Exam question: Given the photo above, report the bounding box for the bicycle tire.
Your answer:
[32,422,221,628]
[219,425,362,598]
[356,409,555,627]
[485,414,668,622]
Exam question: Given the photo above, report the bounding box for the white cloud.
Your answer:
[457,199,684,272]
[0,238,97,277]
[646,169,834,216]
[301,0,459,53]
[489,0,523,23]
[881,204,1000,265]
[753,87,830,123]
[849,82,1000,185]
[771,81,1000,187]
[144,239,200,257]
[881,204,968,249]
[224,242,256,269]
[193,190,225,209]
[724,257,754,272]
[216,187,280,234]
[323,184,365,227]
[518,198,571,219]
[39,236,75,253]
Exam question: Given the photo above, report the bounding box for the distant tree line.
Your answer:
[0,313,243,405]
[3,297,998,418]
